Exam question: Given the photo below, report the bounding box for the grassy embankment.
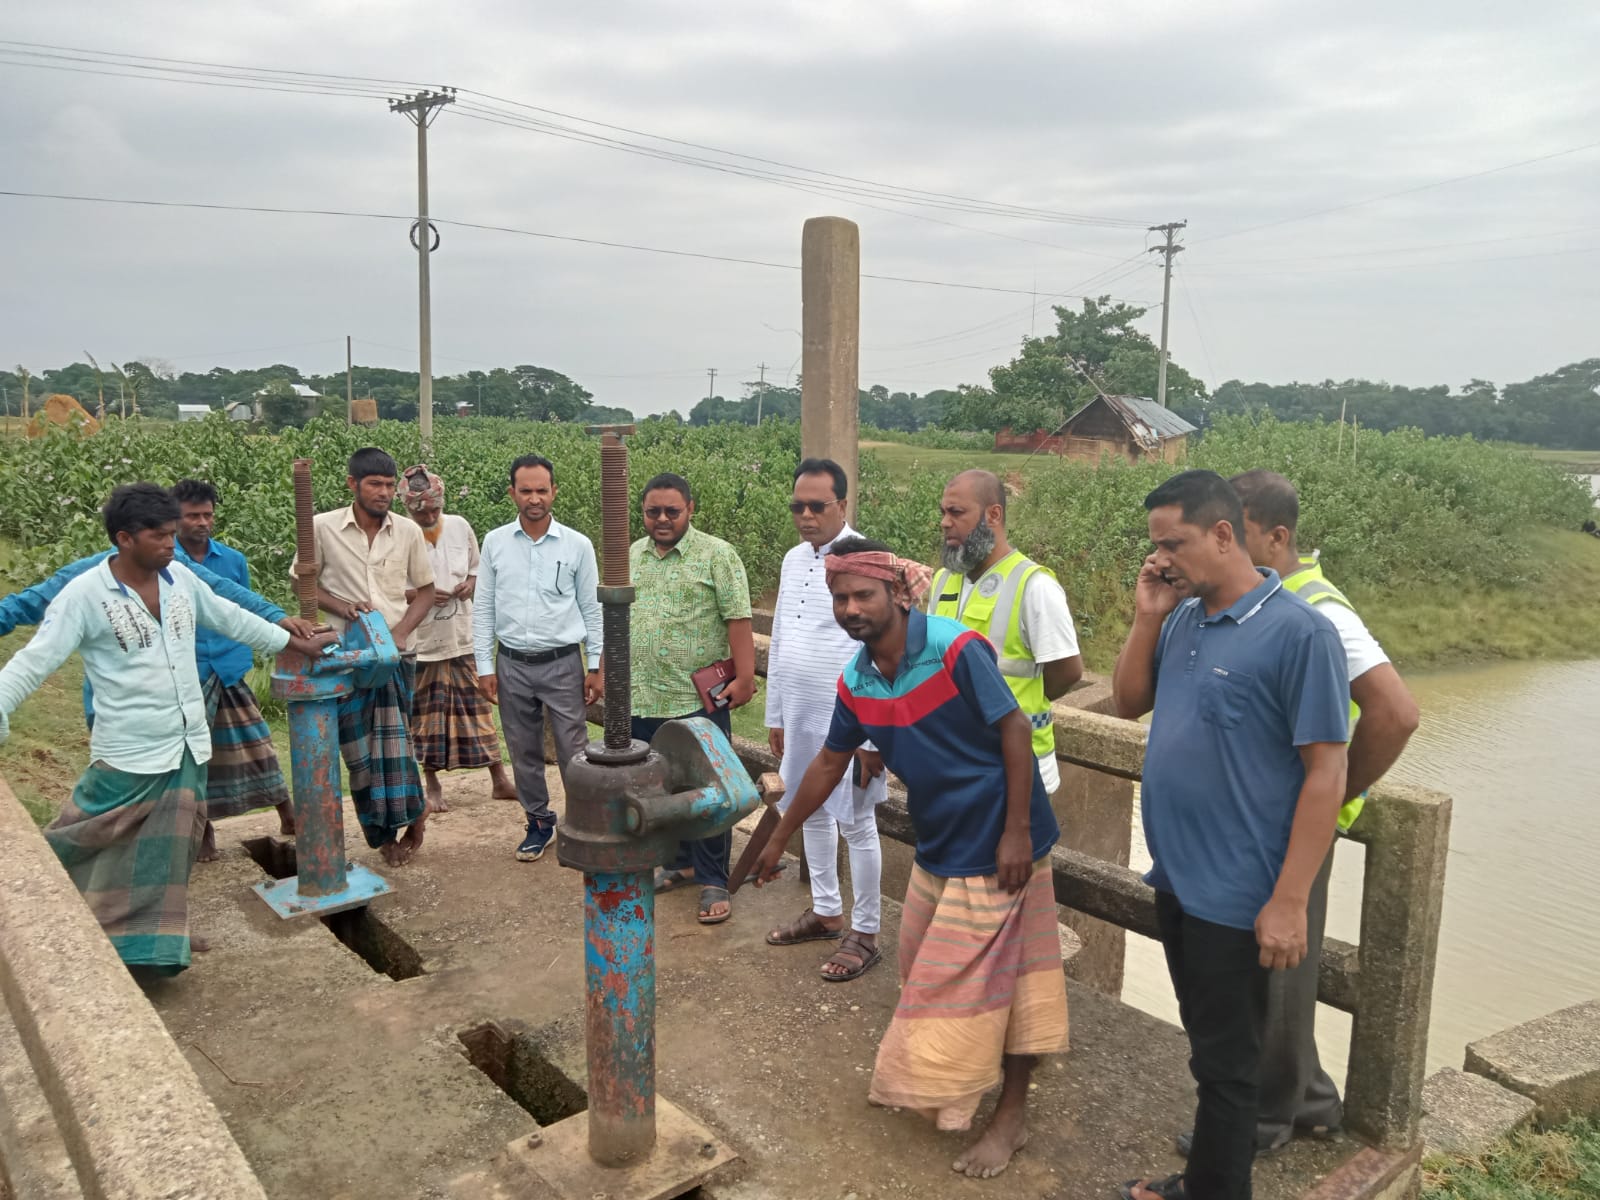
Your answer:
[1423,1118,1600,1199]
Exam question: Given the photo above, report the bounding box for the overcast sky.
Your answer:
[4,1,1597,415]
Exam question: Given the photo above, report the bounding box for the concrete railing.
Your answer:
[728,611,1452,1152]
[0,776,269,1199]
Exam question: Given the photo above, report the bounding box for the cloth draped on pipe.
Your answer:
[337,659,425,847]
[868,858,1069,1130]
[411,654,501,771]
[44,749,208,975]
[201,674,289,820]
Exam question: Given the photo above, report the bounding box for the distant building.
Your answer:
[455,401,475,417]
[235,383,324,423]
[177,404,212,422]
[995,395,1196,464]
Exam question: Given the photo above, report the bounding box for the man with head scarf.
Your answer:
[400,464,515,812]
[751,536,1068,1181]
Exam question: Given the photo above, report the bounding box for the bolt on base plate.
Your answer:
[251,864,392,919]
[503,1096,736,1200]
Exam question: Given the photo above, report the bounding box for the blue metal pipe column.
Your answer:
[253,458,395,920]
[557,427,759,1170]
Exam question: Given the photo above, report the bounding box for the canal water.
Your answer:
[1121,654,1600,1079]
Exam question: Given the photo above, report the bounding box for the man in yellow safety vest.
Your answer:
[927,470,1083,793]
[1182,469,1419,1159]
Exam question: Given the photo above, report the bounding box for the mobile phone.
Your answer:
[853,754,867,788]
[706,679,732,709]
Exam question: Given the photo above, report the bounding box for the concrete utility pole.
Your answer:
[706,367,717,402]
[1148,220,1186,407]
[755,362,768,424]
[800,216,860,519]
[346,335,354,425]
[390,88,456,452]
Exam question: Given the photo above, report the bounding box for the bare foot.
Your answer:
[424,770,450,814]
[276,801,295,836]
[398,809,428,859]
[952,1113,1028,1179]
[190,933,211,953]
[489,764,517,801]
[380,840,411,867]
[197,821,219,863]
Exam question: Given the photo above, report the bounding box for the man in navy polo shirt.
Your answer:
[1112,470,1349,1200]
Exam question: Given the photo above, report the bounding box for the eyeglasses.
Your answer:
[788,499,840,515]
[643,506,684,520]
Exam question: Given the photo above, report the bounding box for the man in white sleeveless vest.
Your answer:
[764,458,889,981]
[927,470,1082,794]
[1179,468,1418,1158]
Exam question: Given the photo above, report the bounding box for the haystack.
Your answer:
[27,393,101,438]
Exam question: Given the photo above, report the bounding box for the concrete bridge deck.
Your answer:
[137,768,1368,1200]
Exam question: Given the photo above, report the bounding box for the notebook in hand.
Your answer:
[691,657,737,713]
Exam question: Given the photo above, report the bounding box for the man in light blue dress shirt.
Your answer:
[473,454,603,862]
[0,484,335,974]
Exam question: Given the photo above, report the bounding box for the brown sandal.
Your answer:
[766,909,843,946]
[821,931,882,982]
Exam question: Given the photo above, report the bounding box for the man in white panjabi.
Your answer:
[763,458,889,982]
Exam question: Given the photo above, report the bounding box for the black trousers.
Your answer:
[631,707,734,888]
[1156,890,1270,1200]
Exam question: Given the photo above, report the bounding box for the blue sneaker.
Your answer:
[516,820,554,862]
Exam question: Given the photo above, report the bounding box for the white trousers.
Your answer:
[802,806,882,934]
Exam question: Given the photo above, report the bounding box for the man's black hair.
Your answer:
[1229,469,1299,536]
[104,483,180,544]
[794,457,847,501]
[829,535,894,556]
[509,454,556,486]
[641,472,693,505]
[1143,469,1244,542]
[347,447,398,482]
[171,479,219,508]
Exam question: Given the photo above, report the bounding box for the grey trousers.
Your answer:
[1257,846,1343,1138]
[495,651,589,825]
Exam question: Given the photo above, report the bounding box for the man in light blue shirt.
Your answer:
[473,454,603,862]
[0,484,334,975]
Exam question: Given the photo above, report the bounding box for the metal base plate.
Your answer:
[251,864,391,919]
[505,1096,736,1200]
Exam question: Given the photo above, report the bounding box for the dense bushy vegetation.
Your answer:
[1,414,1589,655]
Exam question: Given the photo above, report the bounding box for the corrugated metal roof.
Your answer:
[1065,394,1196,451]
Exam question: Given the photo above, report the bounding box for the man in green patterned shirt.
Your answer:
[630,471,757,926]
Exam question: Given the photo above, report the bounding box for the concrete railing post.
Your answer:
[800,216,860,521]
[1342,781,1452,1148]
[0,777,269,1199]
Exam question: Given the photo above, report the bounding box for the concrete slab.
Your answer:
[1464,998,1600,1123]
[157,766,1367,1200]
[1420,1068,1536,1158]
[0,995,81,1199]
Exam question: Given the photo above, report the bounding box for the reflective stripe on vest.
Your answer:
[1282,556,1365,833]
[928,550,1057,760]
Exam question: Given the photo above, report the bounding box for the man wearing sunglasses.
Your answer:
[631,472,755,927]
[763,458,888,981]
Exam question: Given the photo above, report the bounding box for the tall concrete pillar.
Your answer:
[801,217,860,519]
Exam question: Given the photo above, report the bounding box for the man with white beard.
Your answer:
[763,458,889,981]
[926,470,1083,795]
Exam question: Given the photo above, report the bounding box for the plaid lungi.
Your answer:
[45,749,208,975]
[201,675,290,820]
[337,659,424,848]
[411,655,501,771]
[868,858,1069,1130]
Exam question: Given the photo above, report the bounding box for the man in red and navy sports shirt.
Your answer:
[752,537,1068,1182]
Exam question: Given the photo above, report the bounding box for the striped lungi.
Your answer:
[201,675,290,820]
[868,858,1069,1130]
[44,749,208,975]
[337,659,425,849]
[411,655,501,771]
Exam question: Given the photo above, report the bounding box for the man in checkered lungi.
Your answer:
[171,479,313,861]
[398,465,514,812]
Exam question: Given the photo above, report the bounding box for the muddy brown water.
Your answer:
[1122,656,1600,1080]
